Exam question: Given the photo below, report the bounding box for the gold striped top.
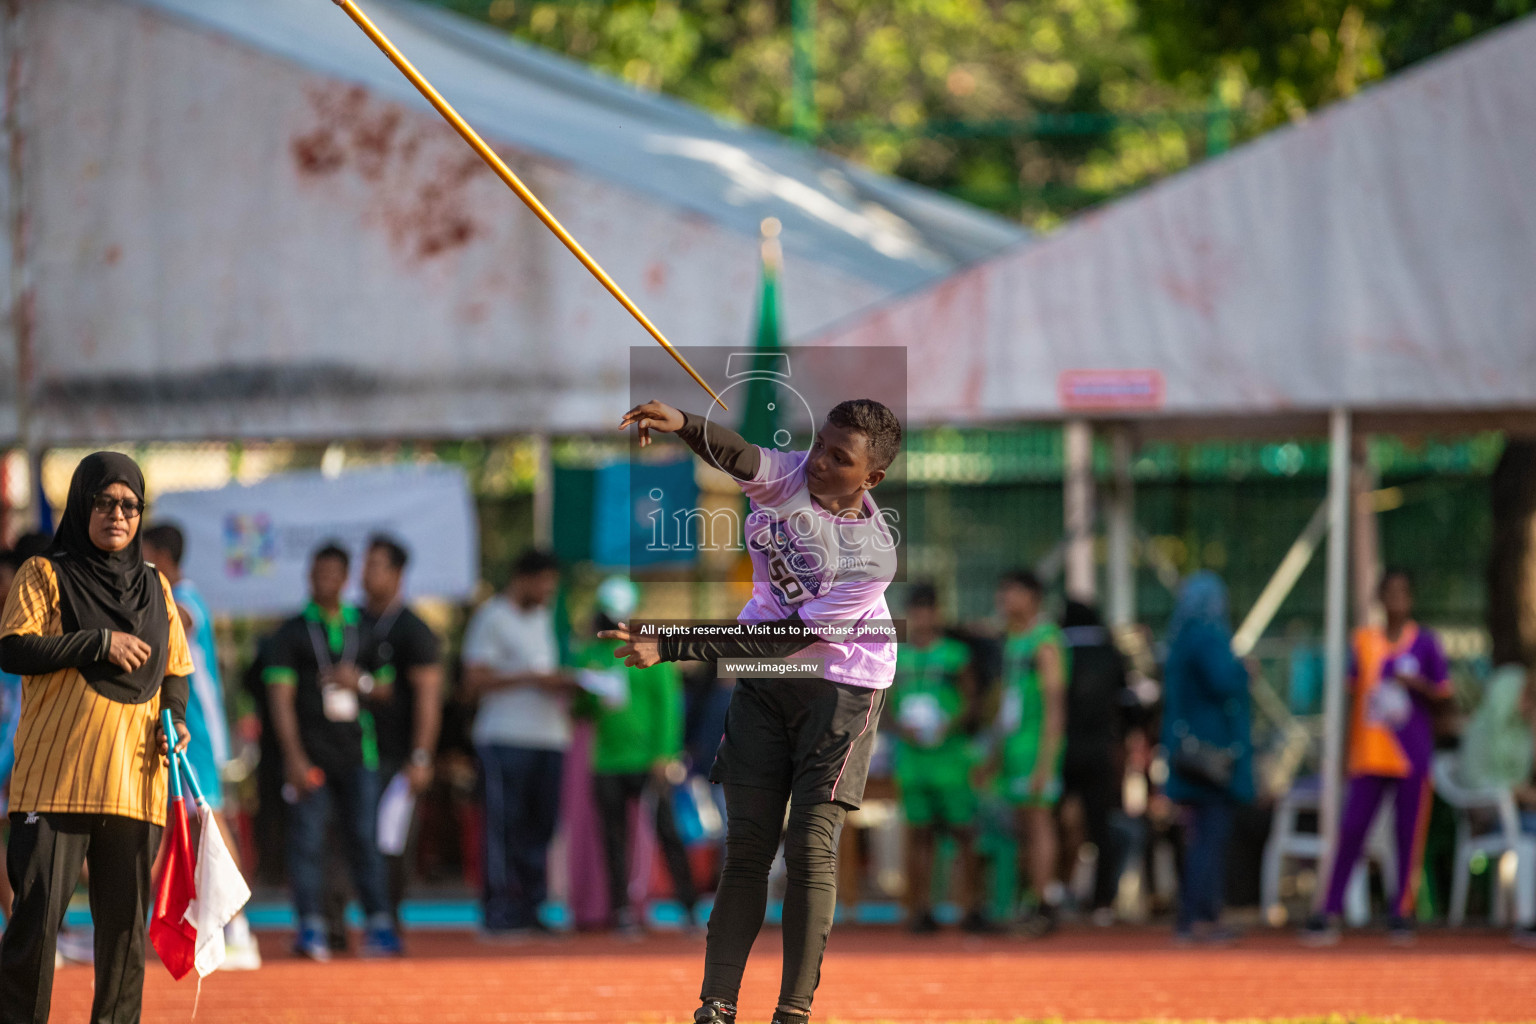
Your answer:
[2,557,194,826]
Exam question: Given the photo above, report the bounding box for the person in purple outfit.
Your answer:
[1303,569,1450,946]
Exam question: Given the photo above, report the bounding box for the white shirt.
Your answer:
[463,595,570,750]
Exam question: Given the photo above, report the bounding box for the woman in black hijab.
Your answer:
[0,452,194,1024]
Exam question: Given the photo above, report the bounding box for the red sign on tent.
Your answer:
[1058,369,1165,410]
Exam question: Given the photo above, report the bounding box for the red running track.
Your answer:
[45,927,1536,1022]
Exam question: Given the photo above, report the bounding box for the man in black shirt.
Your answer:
[265,543,401,961]
[1060,600,1130,920]
[360,534,444,934]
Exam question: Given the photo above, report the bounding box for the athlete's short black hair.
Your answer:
[998,568,1043,596]
[907,581,939,610]
[512,548,561,579]
[368,533,410,572]
[312,541,350,572]
[142,522,185,566]
[827,399,902,472]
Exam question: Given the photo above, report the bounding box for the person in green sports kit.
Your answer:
[891,583,993,935]
[572,575,700,936]
[984,569,1069,936]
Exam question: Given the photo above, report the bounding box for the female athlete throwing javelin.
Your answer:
[605,397,902,1024]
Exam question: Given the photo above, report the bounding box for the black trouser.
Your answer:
[701,784,846,1015]
[1063,749,1124,911]
[0,812,162,1024]
[371,759,423,933]
[593,772,697,919]
[319,758,414,944]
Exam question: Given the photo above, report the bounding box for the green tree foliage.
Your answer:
[1142,0,1535,127]
[441,0,1206,226]
[427,0,1532,226]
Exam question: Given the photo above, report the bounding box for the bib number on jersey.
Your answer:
[766,549,808,603]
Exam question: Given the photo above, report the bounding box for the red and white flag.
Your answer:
[149,792,198,981]
[185,801,253,977]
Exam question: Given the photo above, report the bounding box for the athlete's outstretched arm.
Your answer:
[619,400,761,481]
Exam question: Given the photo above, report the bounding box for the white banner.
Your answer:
[153,465,479,617]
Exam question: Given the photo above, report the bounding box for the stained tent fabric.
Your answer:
[0,0,1024,445]
[806,17,1536,431]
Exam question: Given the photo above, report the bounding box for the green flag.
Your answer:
[739,243,783,449]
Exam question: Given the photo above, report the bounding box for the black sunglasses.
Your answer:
[90,495,147,520]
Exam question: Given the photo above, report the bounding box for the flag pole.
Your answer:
[161,710,183,802]
[178,749,209,808]
[329,0,726,410]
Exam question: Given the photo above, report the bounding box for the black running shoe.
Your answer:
[1387,915,1416,947]
[769,1011,810,1024]
[960,909,1005,935]
[694,1000,737,1024]
[908,910,940,935]
[1019,904,1059,938]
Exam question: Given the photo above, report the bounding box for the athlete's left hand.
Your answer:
[618,400,685,448]
[598,623,662,669]
[157,719,190,762]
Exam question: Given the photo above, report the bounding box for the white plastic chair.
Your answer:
[1432,752,1536,927]
[1262,776,1386,925]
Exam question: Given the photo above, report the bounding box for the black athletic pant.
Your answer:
[701,784,847,1015]
[593,772,698,918]
[0,812,163,1024]
[1063,750,1124,911]
[375,759,422,934]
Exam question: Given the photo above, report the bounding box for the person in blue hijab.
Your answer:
[1160,572,1253,944]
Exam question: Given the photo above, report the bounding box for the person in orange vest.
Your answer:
[1303,570,1450,946]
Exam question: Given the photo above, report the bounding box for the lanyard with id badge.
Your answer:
[310,618,363,723]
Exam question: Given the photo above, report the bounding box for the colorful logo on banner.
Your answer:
[1058,369,1165,410]
[223,513,276,578]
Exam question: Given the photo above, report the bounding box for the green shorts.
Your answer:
[899,776,979,828]
[998,772,1064,807]
[998,740,1063,807]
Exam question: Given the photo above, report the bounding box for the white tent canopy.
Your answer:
[0,0,1023,444]
[808,17,1536,433]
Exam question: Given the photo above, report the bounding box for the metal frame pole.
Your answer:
[1318,408,1352,902]
[532,434,554,549]
[1107,424,1134,625]
[790,0,817,141]
[1063,419,1096,602]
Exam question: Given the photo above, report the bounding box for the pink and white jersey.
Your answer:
[737,446,898,689]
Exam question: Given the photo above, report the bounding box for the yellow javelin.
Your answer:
[330,0,726,410]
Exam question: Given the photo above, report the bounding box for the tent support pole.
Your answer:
[1063,419,1095,602]
[1231,499,1329,658]
[1318,407,1352,908]
[532,434,553,549]
[1107,424,1134,626]
[1351,437,1382,627]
